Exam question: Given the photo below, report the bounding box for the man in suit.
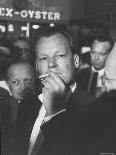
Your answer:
[13,28,95,155]
[1,61,36,155]
[13,37,35,66]
[77,35,114,97]
[6,61,35,101]
[5,61,36,123]
[83,42,116,153]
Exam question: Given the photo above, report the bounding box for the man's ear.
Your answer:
[74,54,79,69]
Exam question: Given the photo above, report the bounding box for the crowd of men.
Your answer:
[0,27,116,155]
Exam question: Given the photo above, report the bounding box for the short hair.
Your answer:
[35,27,78,55]
[6,60,35,81]
[14,36,31,50]
[14,36,29,43]
[91,35,114,52]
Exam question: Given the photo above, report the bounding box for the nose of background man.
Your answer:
[20,81,26,91]
[95,53,99,61]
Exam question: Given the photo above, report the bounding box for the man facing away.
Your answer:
[77,35,114,97]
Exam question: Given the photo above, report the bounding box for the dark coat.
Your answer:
[79,90,116,154]
[28,90,116,155]
[94,90,116,152]
[14,86,94,155]
[1,94,39,155]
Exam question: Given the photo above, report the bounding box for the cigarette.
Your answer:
[39,74,49,80]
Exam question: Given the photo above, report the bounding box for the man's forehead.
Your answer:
[92,40,111,50]
[8,64,32,74]
[36,33,71,54]
[14,40,30,48]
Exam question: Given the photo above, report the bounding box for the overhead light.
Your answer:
[21,23,30,37]
[32,24,40,29]
[0,25,6,32]
[21,26,27,31]
[50,23,55,27]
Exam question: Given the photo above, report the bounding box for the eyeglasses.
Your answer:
[19,48,30,54]
[10,77,34,86]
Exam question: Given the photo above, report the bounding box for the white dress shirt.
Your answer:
[0,80,11,93]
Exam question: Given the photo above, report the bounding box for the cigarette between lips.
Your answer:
[39,74,49,80]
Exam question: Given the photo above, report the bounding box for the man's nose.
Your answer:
[95,54,99,60]
[48,57,57,68]
[20,81,26,90]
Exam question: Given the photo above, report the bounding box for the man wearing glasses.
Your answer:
[13,37,35,66]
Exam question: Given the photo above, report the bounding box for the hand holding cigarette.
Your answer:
[40,72,66,115]
[39,74,49,81]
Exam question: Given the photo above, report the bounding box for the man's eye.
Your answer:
[100,53,107,56]
[24,78,30,82]
[24,78,32,83]
[39,57,47,62]
[57,54,66,58]
[12,81,19,86]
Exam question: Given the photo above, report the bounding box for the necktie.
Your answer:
[95,87,103,98]
[29,113,47,155]
[88,72,98,95]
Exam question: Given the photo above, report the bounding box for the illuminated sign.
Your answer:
[0,7,61,21]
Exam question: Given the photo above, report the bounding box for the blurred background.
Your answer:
[0,0,115,48]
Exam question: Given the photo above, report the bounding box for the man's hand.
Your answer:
[41,72,66,116]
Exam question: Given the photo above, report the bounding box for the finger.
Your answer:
[43,75,60,90]
[41,78,52,89]
[49,72,66,89]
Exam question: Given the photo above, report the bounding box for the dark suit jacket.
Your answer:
[13,85,95,155]
[78,90,116,154]
[1,94,39,155]
[93,90,116,152]
[76,67,91,91]
[1,96,19,155]
[77,67,102,97]
[30,89,116,155]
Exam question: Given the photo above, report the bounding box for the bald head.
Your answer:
[102,42,116,92]
[6,62,35,101]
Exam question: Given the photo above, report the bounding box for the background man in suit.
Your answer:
[5,60,36,125]
[83,42,116,153]
[15,28,95,155]
[6,61,35,101]
[1,61,36,155]
[77,35,114,97]
[13,37,35,66]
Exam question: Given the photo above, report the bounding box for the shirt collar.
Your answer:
[92,66,104,76]
[0,80,11,93]
[69,82,77,93]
